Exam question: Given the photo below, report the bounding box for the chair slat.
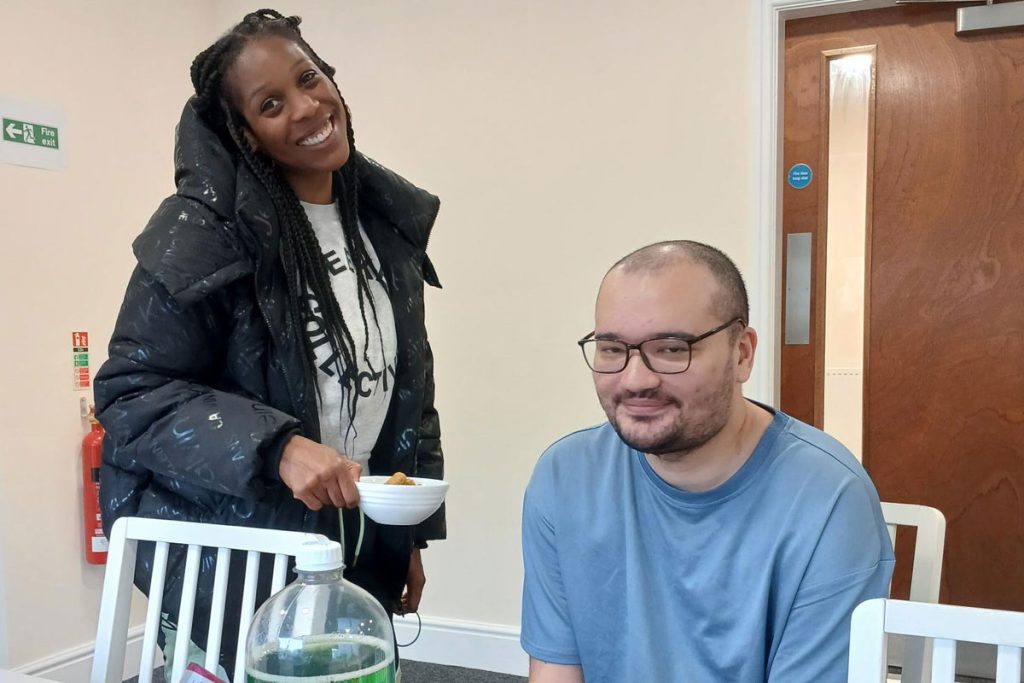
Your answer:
[92,524,136,683]
[139,541,170,683]
[271,553,289,593]
[995,645,1022,683]
[204,546,232,674]
[848,598,887,683]
[234,550,261,682]
[172,544,203,683]
[930,638,956,683]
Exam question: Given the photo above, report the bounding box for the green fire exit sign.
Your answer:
[3,118,59,149]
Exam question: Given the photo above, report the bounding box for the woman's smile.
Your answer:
[297,116,335,146]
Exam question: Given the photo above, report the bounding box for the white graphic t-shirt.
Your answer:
[300,201,398,470]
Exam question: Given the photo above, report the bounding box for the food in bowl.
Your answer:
[385,472,416,486]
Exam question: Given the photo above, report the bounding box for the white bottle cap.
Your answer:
[295,539,345,572]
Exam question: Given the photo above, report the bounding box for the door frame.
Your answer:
[752,0,896,404]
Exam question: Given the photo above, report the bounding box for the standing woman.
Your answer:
[95,9,444,677]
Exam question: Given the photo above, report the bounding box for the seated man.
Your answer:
[521,240,893,682]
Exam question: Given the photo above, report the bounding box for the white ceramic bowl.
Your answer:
[356,476,449,526]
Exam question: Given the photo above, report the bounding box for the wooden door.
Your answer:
[782,6,1024,611]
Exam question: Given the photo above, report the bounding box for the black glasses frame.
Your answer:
[577,317,746,375]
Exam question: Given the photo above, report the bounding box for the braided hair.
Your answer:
[190,9,382,430]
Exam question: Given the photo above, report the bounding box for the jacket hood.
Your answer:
[173,98,240,223]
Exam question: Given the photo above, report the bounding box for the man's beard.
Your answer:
[601,363,735,460]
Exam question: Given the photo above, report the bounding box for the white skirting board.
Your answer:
[394,614,528,677]
[14,618,527,682]
[15,625,156,683]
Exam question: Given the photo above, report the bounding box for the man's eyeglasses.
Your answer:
[577,318,746,375]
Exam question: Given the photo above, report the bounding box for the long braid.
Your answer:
[291,26,386,368]
[191,9,385,428]
[339,160,385,368]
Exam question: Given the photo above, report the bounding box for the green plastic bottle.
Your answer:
[245,539,396,683]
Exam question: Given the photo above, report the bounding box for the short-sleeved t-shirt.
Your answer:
[521,407,894,682]
[300,201,397,469]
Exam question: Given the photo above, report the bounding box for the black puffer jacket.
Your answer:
[95,100,444,667]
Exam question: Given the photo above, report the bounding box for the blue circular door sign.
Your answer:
[787,163,813,189]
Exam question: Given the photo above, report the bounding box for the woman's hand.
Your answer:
[401,547,426,614]
[278,435,361,510]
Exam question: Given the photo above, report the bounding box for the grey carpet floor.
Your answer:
[129,662,525,683]
[402,660,525,682]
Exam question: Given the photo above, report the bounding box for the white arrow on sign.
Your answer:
[5,122,21,138]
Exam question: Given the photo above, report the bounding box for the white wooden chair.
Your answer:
[879,502,946,683]
[849,598,1024,682]
[91,517,326,683]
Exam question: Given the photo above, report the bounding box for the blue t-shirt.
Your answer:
[521,408,894,683]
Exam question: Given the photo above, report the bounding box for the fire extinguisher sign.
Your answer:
[72,330,90,390]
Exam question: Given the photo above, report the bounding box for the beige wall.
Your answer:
[0,0,215,666]
[1,0,757,666]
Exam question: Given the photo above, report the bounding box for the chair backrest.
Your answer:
[849,598,1024,683]
[879,502,946,604]
[91,517,326,683]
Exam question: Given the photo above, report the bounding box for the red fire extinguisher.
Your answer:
[82,410,107,564]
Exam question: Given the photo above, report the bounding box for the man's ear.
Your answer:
[735,325,758,384]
